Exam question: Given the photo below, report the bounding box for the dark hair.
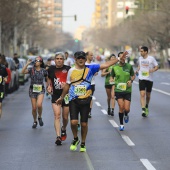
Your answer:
[14,53,17,56]
[65,52,68,55]
[118,52,123,57]
[109,53,116,59]
[141,46,148,53]
[35,56,45,68]
[74,51,86,58]
[85,51,89,56]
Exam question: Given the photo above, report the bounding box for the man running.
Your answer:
[47,52,70,145]
[136,46,159,117]
[56,51,126,152]
[110,52,135,131]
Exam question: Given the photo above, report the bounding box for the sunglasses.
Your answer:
[77,56,86,60]
[35,60,41,63]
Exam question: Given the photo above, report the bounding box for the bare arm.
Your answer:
[101,68,110,77]
[100,58,119,70]
[56,83,70,105]
[149,65,159,73]
[21,59,32,74]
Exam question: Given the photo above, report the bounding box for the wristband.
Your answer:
[60,96,64,100]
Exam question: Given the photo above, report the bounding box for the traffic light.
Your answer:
[75,39,79,43]
[74,15,77,21]
[125,6,129,14]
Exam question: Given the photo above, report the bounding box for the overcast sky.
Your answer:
[62,0,95,35]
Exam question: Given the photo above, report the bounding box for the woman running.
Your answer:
[101,54,116,116]
[22,56,48,128]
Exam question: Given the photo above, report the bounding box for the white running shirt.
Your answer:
[138,55,158,81]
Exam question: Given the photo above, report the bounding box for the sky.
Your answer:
[62,0,95,35]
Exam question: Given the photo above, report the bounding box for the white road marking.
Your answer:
[101,109,107,115]
[92,96,96,100]
[140,159,156,170]
[134,81,170,96]
[95,102,101,107]
[161,82,170,85]
[109,120,119,127]
[121,134,135,146]
[84,152,95,170]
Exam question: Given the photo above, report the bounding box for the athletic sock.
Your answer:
[142,108,146,111]
[119,112,124,125]
[74,137,78,141]
[145,104,148,108]
[124,111,129,116]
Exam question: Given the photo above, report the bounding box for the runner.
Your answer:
[56,51,126,152]
[101,54,116,116]
[136,46,159,117]
[47,52,70,145]
[0,55,8,118]
[64,52,74,67]
[110,52,135,131]
[21,56,48,128]
[85,51,98,118]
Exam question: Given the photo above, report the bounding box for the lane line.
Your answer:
[101,109,107,115]
[84,153,95,170]
[95,102,101,107]
[109,120,119,127]
[134,81,170,96]
[121,134,135,146]
[140,159,156,170]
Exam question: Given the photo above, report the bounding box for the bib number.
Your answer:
[0,92,4,99]
[142,71,149,77]
[74,85,86,96]
[64,94,69,104]
[117,83,127,91]
[0,76,2,83]
[33,84,42,93]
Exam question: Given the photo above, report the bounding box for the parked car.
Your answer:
[18,58,29,85]
[6,57,19,93]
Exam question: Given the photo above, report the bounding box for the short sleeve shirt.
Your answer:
[111,63,134,93]
[48,65,71,95]
[138,56,158,81]
[66,64,100,101]
[28,67,48,86]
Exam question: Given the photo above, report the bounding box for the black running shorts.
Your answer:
[139,79,153,93]
[69,99,90,122]
[115,92,131,101]
[51,94,69,107]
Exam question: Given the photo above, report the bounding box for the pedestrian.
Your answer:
[64,52,74,67]
[110,52,135,131]
[0,55,8,118]
[136,46,159,117]
[21,56,48,128]
[5,62,11,96]
[47,52,71,145]
[13,53,19,69]
[101,54,116,116]
[56,51,125,152]
[85,51,98,118]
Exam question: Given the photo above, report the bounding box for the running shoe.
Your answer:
[38,117,44,126]
[142,110,146,117]
[145,108,149,116]
[70,138,80,151]
[124,115,129,123]
[108,108,111,116]
[110,110,114,116]
[61,127,67,141]
[80,144,86,152]
[55,136,62,145]
[77,124,81,131]
[88,113,92,118]
[119,125,124,131]
[32,122,37,129]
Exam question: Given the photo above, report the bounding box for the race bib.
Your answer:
[117,83,127,91]
[64,94,69,104]
[0,76,2,83]
[33,84,42,93]
[74,85,86,96]
[142,71,149,77]
[109,81,115,85]
[0,92,4,98]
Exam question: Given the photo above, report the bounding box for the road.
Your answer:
[0,70,169,170]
